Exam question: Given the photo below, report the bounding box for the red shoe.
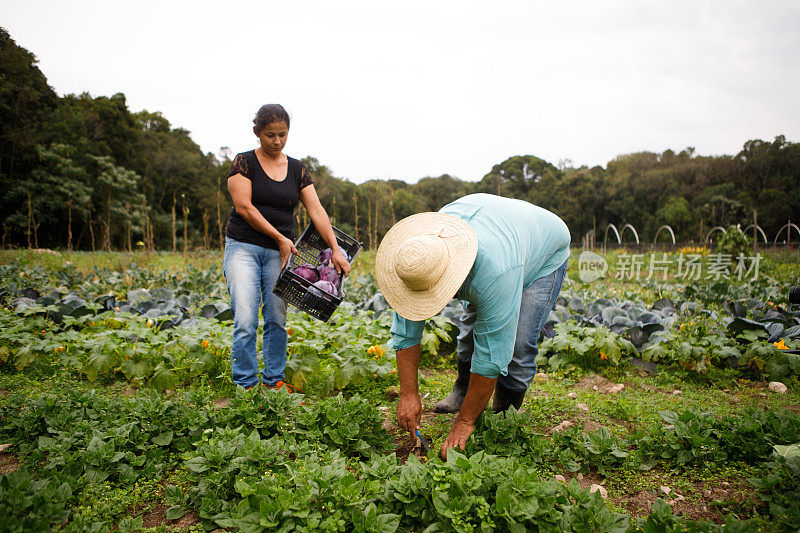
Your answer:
[262,380,302,393]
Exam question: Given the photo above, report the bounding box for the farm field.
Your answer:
[0,248,799,532]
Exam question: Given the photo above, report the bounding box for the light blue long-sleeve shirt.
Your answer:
[389,194,571,378]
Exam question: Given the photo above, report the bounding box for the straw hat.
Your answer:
[375,212,478,321]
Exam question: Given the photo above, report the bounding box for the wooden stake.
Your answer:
[172,193,177,252]
[203,209,209,250]
[353,191,359,242]
[66,198,73,253]
[182,194,188,256]
[26,191,32,249]
[217,176,224,251]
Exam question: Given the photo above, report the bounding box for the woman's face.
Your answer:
[256,121,289,156]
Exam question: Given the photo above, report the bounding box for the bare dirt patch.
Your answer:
[606,471,759,524]
[561,471,606,491]
[141,504,199,531]
[0,452,20,475]
[575,375,625,394]
[382,405,439,463]
[212,398,231,409]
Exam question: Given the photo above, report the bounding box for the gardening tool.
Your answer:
[415,429,430,457]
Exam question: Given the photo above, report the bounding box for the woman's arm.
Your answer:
[299,184,350,275]
[227,173,298,267]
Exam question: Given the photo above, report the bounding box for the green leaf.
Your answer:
[152,431,173,446]
[118,516,143,533]
[165,505,186,520]
[185,457,208,473]
[165,484,182,503]
[149,366,179,390]
[773,444,800,460]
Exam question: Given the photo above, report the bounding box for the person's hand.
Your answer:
[278,237,298,269]
[331,248,351,276]
[397,393,422,436]
[440,418,475,460]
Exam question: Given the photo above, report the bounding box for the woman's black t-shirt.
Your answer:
[225,150,314,249]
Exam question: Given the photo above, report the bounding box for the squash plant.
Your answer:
[539,321,637,371]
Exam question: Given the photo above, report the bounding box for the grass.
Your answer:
[0,246,379,277]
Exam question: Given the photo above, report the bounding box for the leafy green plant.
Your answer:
[540,321,637,370]
[0,469,73,532]
[748,444,800,531]
[643,319,742,374]
[738,332,800,380]
[715,226,752,261]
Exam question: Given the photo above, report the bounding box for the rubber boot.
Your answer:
[434,359,471,413]
[492,382,526,413]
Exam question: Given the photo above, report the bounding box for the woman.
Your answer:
[224,104,349,391]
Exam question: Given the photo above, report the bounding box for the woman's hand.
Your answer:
[440,418,475,460]
[278,236,298,269]
[331,248,351,276]
[397,393,422,436]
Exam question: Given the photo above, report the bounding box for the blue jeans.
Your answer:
[455,260,567,392]
[223,237,288,389]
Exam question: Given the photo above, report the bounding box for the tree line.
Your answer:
[3,27,799,252]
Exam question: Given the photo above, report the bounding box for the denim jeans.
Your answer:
[455,260,567,392]
[223,237,288,389]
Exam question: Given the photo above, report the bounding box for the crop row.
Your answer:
[1,388,798,532]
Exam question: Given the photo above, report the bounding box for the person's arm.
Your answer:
[395,344,423,434]
[299,184,350,276]
[227,173,297,267]
[390,312,426,436]
[441,374,497,459]
[440,270,524,458]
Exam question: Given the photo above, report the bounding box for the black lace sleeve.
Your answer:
[298,163,314,190]
[227,153,250,179]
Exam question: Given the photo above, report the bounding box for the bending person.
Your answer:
[375,193,570,458]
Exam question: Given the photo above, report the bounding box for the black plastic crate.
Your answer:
[273,224,362,322]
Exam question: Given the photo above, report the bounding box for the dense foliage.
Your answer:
[0,252,799,530]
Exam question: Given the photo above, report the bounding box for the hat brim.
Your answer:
[375,212,477,321]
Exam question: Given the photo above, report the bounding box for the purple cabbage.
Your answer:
[318,246,352,266]
[317,265,340,286]
[292,264,319,283]
[310,280,338,297]
[318,248,333,265]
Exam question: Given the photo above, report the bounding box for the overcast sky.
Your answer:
[4,0,799,183]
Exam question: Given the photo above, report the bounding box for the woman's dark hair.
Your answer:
[253,104,290,131]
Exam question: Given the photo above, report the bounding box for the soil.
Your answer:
[141,504,199,530]
[0,452,19,475]
[212,398,231,409]
[574,375,625,394]
[383,404,441,463]
[603,470,759,524]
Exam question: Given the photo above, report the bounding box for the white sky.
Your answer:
[4,0,799,184]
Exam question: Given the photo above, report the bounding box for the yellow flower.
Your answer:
[201,339,209,348]
[774,339,788,350]
[367,346,376,356]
